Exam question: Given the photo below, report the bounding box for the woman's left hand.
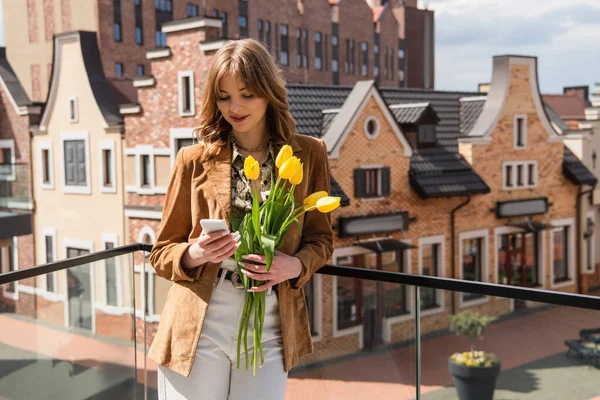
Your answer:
[240,251,302,292]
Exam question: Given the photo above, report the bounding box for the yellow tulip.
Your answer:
[303,191,328,208]
[316,196,341,213]
[275,144,293,169]
[289,161,303,185]
[244,155,260,180]
[279,156,300,180]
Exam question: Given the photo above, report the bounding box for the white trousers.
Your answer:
[157,269,288,400]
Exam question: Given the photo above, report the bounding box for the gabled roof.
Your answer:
[389,102,439,124]
[0,48,33,114]
[542,94,586,120]
[287,82,478,149]
[563,146,597,186]
[409,147,490,198]
[40,31,122,131]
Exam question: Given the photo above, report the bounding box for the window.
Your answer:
[0,140,14,181]
[238,0,248,37]
[515,115,526,148]
[364,116,380,139]
[390,47,394,80]
[332,35,338,46]
[68,96,78,123]
[114,23,122,41]
[62,135,89,192]
[304,277,319,336]
[553,226,569,283]
[497,232,539,287]
[384,46,389,79]
[302,29,308,69]
[296,28,302,67]
[462,237,485,302]
[418,125,436,145]
[332,59,339,72]
[178,71,195,116]
[314,32,322,71]
[280,24,289,65]
[1,239,17,297]
[155,0,172,11]
[420,243,440,310]
[115,62,124,77]
[141,154,151,187]
[354,166,390,198]
[156,31,167,47]
[350,39,355,74]
[187,3,198,17]
[398,48,405,59]
[265,21,271,51]
[39,141,53,189]
[345,39,349,73]
[585,214,595,272]
[105,241,118,306]
[135,26,143,45]
[503,161,537,190]
[100,141,116,192]
[0,147,10,165]
[258,20,264,42]
[360,41,368,76]
[137,65,145,76]
[221,11,228,38]
[45,233,56,292]
[176,138,194,152]
[336,255,360,329]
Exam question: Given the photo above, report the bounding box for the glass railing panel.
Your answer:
[0,253,142,400]
[285,274,418,399]
[0,163,32,208]
[419,288,600,400]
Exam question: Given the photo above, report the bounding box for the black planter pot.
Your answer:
[448,357,501,400]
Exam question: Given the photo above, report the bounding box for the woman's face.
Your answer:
[216,74,269,138]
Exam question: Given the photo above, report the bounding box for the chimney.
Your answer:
[592,83,600,108]
[564,86,591,107]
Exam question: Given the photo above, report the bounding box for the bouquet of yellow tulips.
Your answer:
[234,144,340,376]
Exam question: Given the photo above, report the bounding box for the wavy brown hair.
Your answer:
[194,38,296,162]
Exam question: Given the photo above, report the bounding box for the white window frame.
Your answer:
[169,127,196,167]
[61,238,95,331]
[96,233,124,314]
[98,140,116,193]
[503,161,537,190]
[1,237,19,300]
[458,228,490,308]
[124,146,169,195]
[42,227,58,294]
[418,235,445,316]
[60,132,91,195]
[514,114,527,149]
[0,139,16,181]
[306,274,323,342]
[363,116,381,139]
[550,217,576,289]
[177,70,195,117]
[67,96,79,123]
[38,140,54,189]
[135,227,160,322]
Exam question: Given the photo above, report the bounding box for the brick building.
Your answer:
[2,0,433,105]
[0,49,40,314]
[118,19,595,365]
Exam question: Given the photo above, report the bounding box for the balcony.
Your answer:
[1,244,600,399]
[0,163,32,239]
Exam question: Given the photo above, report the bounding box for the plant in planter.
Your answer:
[448,311,500,400]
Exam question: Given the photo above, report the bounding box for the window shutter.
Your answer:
[354,168,365,198]
[64,141,75,185]
[381,167,391,196]
[75,140,86,185]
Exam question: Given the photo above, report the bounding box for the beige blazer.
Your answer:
[148,133,334,377]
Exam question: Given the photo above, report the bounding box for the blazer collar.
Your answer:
[202,134,303,225]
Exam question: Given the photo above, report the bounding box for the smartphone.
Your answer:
[200,219,230,234]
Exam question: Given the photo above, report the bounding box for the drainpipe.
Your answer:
[450,195,471,315]
[576,186,594,294]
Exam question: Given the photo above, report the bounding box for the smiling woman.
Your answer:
[148,38,334,400]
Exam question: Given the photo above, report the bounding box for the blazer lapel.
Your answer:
[202,139,232,226]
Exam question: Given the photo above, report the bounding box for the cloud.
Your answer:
[419,0,600,93]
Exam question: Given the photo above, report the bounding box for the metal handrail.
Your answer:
[1,243,600,311]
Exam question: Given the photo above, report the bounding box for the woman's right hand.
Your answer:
[182,230,240,269]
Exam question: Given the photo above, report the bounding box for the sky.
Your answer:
[419,0,600,94]
[0,0,597,95]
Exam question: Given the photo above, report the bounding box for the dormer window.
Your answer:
[514,115,527,149]
[418,125,436,146]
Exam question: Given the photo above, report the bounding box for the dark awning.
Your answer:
[563,146,597,186]
[507,219,557,233]
[353,238,416,253]
[330,175,350,207]
[0,211,32,239]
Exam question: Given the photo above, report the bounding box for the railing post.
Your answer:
[415,286,421,400]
